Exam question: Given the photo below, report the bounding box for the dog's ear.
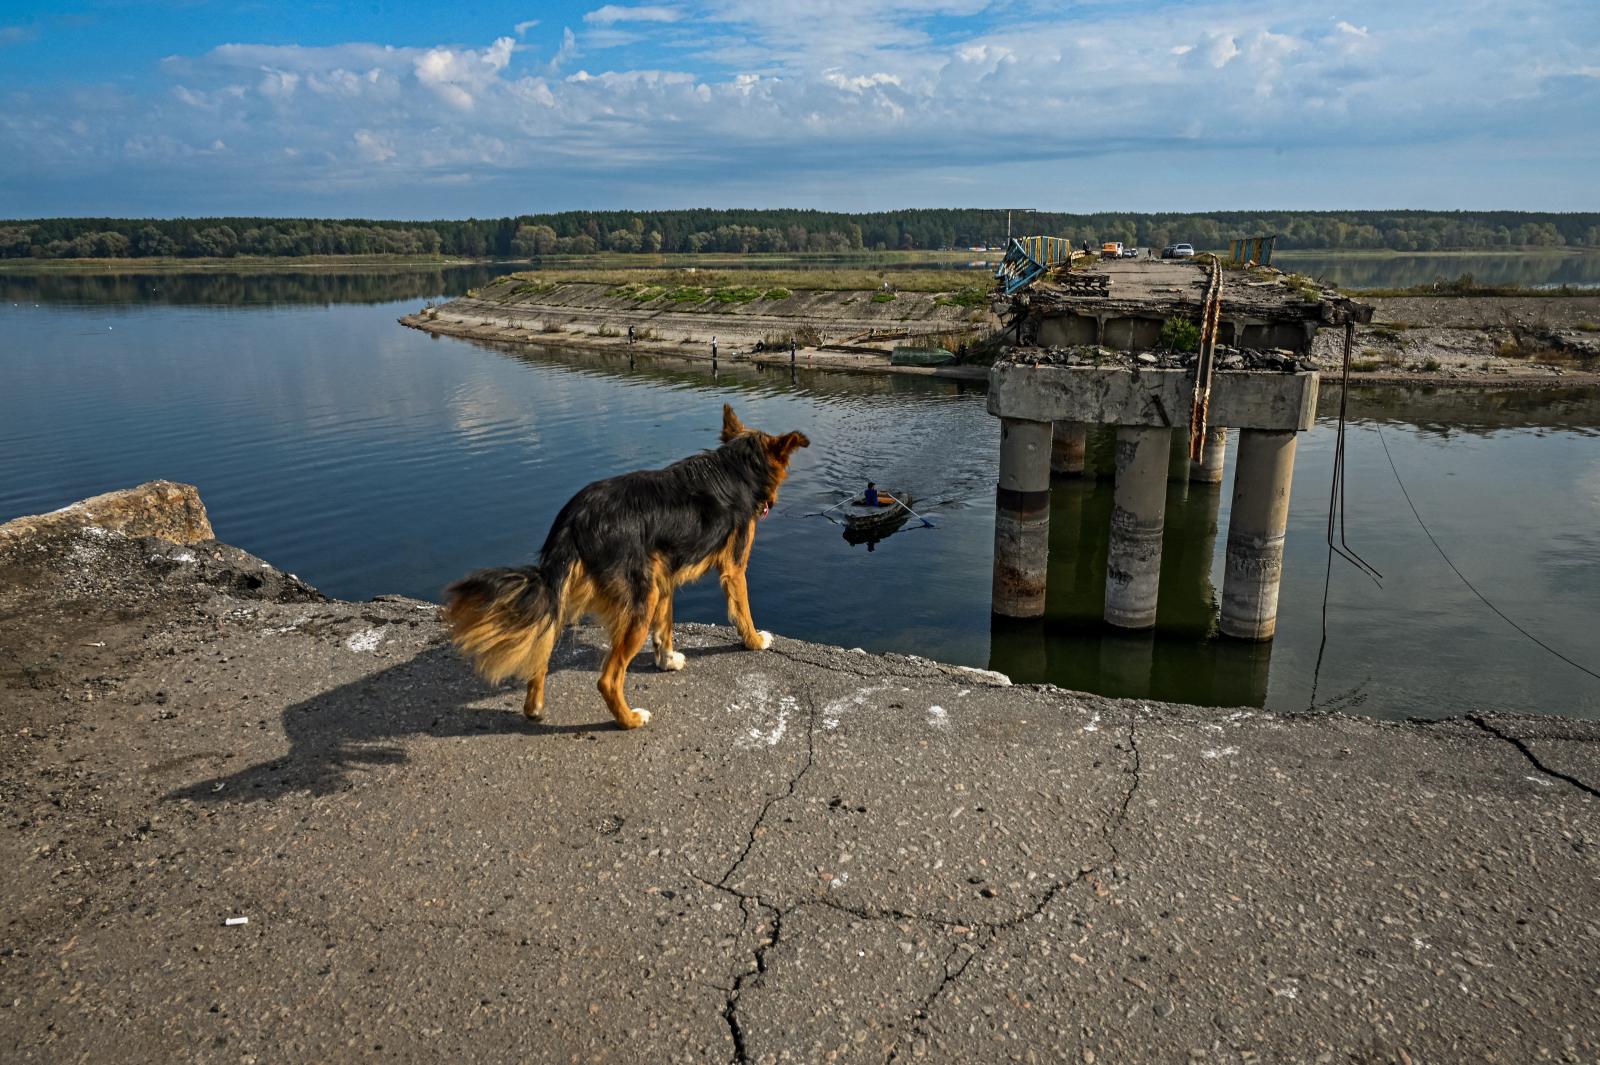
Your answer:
[721,404,746,443]
[766,431,810,465]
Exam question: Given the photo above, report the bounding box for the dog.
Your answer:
[443,404,809,729]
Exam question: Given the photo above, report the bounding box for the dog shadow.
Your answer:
[165,628,756,805]
[163,637,659,805]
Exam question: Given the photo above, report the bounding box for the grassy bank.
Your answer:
[484,268,991,299]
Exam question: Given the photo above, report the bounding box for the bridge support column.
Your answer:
[992,418,1053,617]
[1190,426,1229,484]
[1050,421,1087,476]
[1220,430,1297,640]
[1105,426,1171,630]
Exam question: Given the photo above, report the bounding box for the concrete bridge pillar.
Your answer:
[1190,426,1229,483]
[992,418,1053,617]
[1220,429,1298,640]
[1050,421,1088,476]
[1104,426,1171,630]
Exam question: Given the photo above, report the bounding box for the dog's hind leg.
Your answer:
[523,675,546,721]
[597,588,656,729]
[650,588,685,672]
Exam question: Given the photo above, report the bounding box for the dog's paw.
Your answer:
[749,630,773,651]
[658,650,686,672]
[523,705,546,723]
[627,708,652,728]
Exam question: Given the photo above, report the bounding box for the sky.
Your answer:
[1,0,1596,219]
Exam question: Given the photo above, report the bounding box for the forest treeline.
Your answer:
[4,209,1598,260]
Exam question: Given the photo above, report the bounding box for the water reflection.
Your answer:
[0,264,523,307]
[1275,251,1600,290]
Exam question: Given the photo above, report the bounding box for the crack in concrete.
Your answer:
[699,701,1150,1064]
[1108,717,1144,860]
[882,719,1144,1062]
[713,686,821,890]
[695,689,820,1064]
[1469,715,1600,800]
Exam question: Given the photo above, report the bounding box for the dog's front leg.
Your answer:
[718,565,771,651]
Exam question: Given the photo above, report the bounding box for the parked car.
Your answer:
[1121,246,1141,258]
[1100,241,1123,258]
[1167,243,1195,259]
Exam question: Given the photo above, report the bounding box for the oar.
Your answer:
[893,498,938,528]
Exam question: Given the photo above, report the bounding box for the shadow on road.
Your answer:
[164,641,617,804]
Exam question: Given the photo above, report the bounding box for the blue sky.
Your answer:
[2,1,1596,218]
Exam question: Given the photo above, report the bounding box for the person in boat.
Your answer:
[862,482,897,507]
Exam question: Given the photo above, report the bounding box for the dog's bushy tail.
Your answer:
[443,551,575,684]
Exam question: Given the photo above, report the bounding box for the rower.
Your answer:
[863,482,896,507]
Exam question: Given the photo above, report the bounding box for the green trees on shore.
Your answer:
[3,210,1597,260]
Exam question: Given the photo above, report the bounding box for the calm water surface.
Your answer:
[1273,251,1600,290]
[4,278,1597,720]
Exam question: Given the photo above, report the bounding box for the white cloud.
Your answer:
[584,5,682,25]
[514,19,540,36]
[3,1,1597,213]
[548,27,579,72]
[353,129,395,162]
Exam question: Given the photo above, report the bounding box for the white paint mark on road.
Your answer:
[821,682,894,730]
[1523,775,1554,787]
[1082,713,1101,734]
[1202,746,1241,759]
[928,705,948,728]
[729,674,797,748]
[345,628,384,653]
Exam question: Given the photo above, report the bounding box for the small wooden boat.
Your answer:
[839,490,914,536]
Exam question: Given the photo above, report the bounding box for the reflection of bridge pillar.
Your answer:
[987,615,1049,685]
[1191,427,1228,483]
[992,418,1052,617]
[1157,479,1223,638]
[1098,631,1154,700]
[1210,637,1274,708]
[1104,427,1171,630]
[1220,430,1298,640]
[1051,421,1088,476]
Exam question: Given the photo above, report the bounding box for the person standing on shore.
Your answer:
[711,336,718,361]
[627,324,635,346]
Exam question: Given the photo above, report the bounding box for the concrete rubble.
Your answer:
[1,486,1596,1063]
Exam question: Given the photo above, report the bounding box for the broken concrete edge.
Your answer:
[0,480,215,548]
[5,485,1593,800]
[986,363,1318,432]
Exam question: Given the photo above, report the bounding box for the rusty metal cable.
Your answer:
[1309,322,1382,710]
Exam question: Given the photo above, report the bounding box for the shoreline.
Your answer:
[2,483,1596,1062]
[402,282,1600,390]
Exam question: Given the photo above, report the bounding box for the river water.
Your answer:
[4,270,1597,720]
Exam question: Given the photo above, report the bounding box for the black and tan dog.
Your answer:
[443,405,809,729]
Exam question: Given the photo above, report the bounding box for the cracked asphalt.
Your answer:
[2,529,1597,1064]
